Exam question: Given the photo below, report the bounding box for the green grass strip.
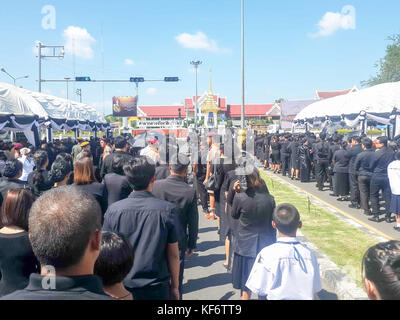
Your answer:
[260,170,378,288]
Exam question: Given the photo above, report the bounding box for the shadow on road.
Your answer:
[219,291,236,300]
[198,227,218,234]
[195,240,221,252]
[183,273,232,295]
[185,254,226,269]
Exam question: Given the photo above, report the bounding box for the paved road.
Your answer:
[266,171,398,240]
[182,206,338,300]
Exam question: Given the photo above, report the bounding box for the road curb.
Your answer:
[261,168,368,300]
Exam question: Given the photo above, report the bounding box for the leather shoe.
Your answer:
[363,210,373,216]
[386,217,393,224]
[329,193,337,197]
[393,226,400,232]
[368,216,380,223]
[348,203,358,209]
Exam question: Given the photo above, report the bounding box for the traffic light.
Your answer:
[130,77,145,83]
[164,77,179,82]
[75,77,91,82]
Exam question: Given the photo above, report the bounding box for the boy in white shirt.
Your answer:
[246,203,322,300]
[388,152,400,231]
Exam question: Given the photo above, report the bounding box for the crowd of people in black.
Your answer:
[0,130,397,300]
[254,131,400,229]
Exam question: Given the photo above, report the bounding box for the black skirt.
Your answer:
[271,151,280,165]
[335,172,349,196]
[232,253,256,291]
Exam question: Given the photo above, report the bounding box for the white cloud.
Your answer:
[146,88,157,95]
[63,26,96,59]
[125,58,135,66]
[310,5,356,38]
[175,31,228,53]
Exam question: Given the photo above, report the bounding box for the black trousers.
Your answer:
[281,154,290,176]
[349,173,360,205]
[316,160,329,189]
[127,282,169,300]
[358,175,371,211]
[196,178,208,212]
[370,175,392,217]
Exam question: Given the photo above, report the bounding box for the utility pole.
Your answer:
[36,41,65,92]
[64,77,71,100]
[190,61,202,130]
[241,0,245,129]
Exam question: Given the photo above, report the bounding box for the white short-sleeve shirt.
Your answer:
[388,160,400,195]
[245,237,322,300]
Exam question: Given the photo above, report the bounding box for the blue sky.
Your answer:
[0,0,399,115]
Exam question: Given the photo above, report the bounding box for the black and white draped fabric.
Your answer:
[0,82,110,145]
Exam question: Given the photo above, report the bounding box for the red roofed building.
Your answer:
[315,86,358,100]
[228,103,281,119]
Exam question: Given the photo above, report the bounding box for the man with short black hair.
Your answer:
[245,204,322,300]
[369,136,395,223]
[347,137,363,209]
[152,154,199,299]
[2,186,112,300]
[100,135,132,179]
[314,133,330,191]
[355,138,375,215]
[103,156,180,300]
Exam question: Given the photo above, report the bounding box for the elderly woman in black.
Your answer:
[230,167,276,300]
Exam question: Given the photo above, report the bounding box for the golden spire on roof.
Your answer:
[201,68,219,113]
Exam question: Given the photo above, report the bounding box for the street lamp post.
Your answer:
[0,67,29,86]
[190,61,202,130]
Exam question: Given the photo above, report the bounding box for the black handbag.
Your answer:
[205,174,217,191]
[205,165,219,191]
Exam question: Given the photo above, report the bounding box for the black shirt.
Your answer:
[103,173,132,206]
[152,175,198,251]
[74,182,108,216]
[347,144,363,174]
[0,179,28,207]
[155,164,170,181]
[314,141,330,161]
[100,151,133,179]
[231,187,276,258]
[354,150,375,177]
[370,147,395,177]
[27,170,53,198]
[1,274,112,300]
[102,191,178,289]
[0,231,39,297]
[333,149,350,173]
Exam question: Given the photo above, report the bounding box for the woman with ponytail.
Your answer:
[27,151,54,198]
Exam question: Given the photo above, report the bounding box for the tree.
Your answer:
[362,34,400,87]
[105,115,122,124]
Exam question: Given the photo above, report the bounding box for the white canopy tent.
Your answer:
[294,82,400,137]
[0,82,109,146]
